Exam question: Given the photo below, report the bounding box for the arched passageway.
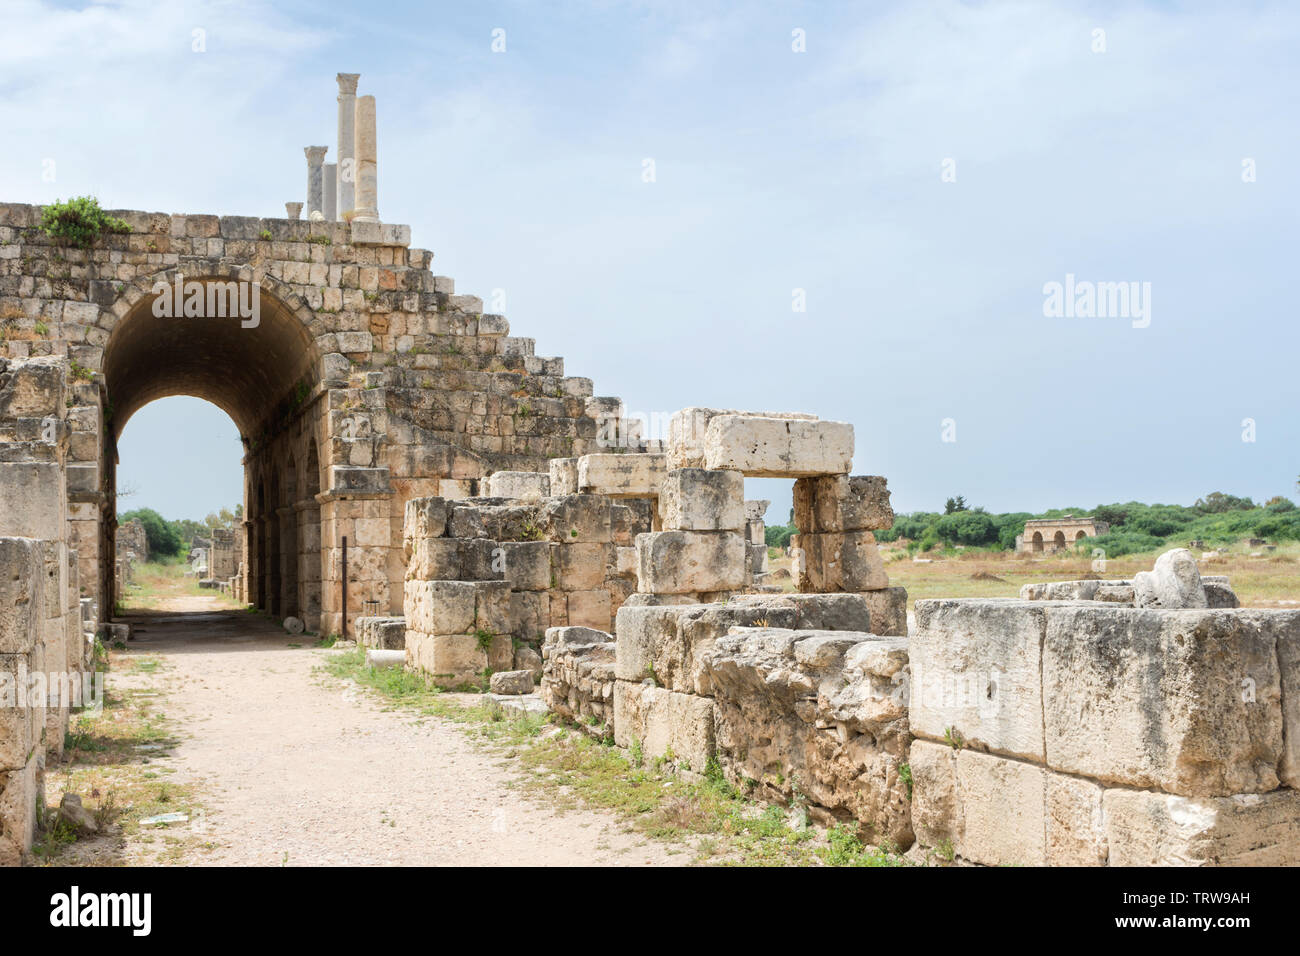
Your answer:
[102,274,325,628]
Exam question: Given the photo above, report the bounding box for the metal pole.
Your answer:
[341,535,348,641]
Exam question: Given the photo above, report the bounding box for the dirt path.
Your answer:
[116,597,678,866]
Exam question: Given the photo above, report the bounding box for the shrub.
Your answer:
[119,507,183,557]
[38,197,129,248]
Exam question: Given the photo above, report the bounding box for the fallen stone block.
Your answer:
[365,648,405,669]
[489,669,536,695]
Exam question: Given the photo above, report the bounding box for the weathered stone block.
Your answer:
[702,415,853,477]
[489,670,535,695]
[485,471,550,500]
[1272,611,1300,787]
[540,495,610,543]
[910,599,1047,761]
[576,453,666,498]
[405,631,510,686]
[793,475,894,532]
[1044,606,1282,796]
[666,407,817,469]
[0,538,40,655]
[856,587,908,636]
[1103,787,1300,866]
[792,531,888,593]
[635,530,746,595]
[658,468,744,531]
[548,458,578,496]
[403,579,510,636]
[499,541,553,591]
[554,543,609,591]
[613,680,715,771]
[567,589,612,630]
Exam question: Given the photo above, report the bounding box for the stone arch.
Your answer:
[1075,530,1088,542]
[1053,530,1066,550]
[1031,531,1044,552]
[99,271,326,617]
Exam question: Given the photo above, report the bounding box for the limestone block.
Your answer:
[554,543,609,591]
[403,580,510,636]
[489,670,535,695]
[792,531,888,593]
[856,587,908,636]
[635,531,746,595]
[1043,606,1282,796]
[658,468,744,531]
[540,495,611,543]
[548,458,578,496]
[405,537,460,581]
[514,645,543,681]
[577,453,666,498]
[1132,548,1208,609]
[702,415,853,477]
[666,407,817,469]
[1272,611,1300,787]
[0,755,38,866]
[546,625,613,647]
[909,599,1047,761]
[567,589,612,631]
[725,592,873,631]
[405,631,509,686]
[614,546,637,579]
[1204,581,1240,608]
[0,462,64,539]
[1047,772,1108,866]
[486,471,550,500]
[793,475,894,533]
[508,590,548,643]
[0,654,36,769]
[1103,788,1300,866]
[613,680,715,771]
[955,748,1047,866]
[499,541,553,591]
[0,538,40,655]
[909,740,960,851]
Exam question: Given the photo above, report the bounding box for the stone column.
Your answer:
[353,95,379,223]
[323,163,337,221]
[336,73,360,217]
[285,202,302,220]
[304,146,328,219]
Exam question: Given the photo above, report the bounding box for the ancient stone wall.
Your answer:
[0,356,94,865]
[0,202,623,638]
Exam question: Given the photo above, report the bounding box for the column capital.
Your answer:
[304,145,328,165]
[336,73,360,95]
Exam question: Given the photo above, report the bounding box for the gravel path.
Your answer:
[121,597,678,866]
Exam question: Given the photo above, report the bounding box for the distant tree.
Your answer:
[1194,491,1255,513]
[120,508,182,556]
[944,496,968,514]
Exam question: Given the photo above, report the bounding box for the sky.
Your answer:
[5,0,1297,523]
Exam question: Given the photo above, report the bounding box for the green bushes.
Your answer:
[119,508,183,557]
[38,197,129,248]
[880,491,1300,555]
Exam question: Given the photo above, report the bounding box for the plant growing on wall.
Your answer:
[38,196,129,248]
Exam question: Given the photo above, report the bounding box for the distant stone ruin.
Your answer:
[1016,514,1109,553]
